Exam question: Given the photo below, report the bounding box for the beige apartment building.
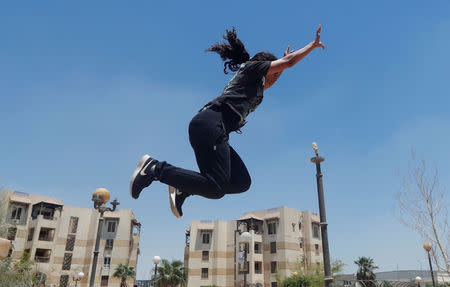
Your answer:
[3,191,141,287]
[184,206,324,287]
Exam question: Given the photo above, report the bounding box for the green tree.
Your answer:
[113,263,136,287]
[354,257,378,287]
[155,259,187,287]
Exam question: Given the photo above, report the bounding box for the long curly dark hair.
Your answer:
[206,27,277,74]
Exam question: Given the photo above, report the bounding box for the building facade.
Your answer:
[4,190,141,287]
[184,206,324,287]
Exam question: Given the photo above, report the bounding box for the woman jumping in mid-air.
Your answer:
[130,25,325,218]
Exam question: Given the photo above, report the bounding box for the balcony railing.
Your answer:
[34,256,50,263]
[38,235,54,241]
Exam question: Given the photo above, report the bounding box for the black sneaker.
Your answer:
[169,186,189,218]
[130,154,158,199]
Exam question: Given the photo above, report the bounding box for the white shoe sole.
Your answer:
[169,185,182,218]
[129,154,151,199]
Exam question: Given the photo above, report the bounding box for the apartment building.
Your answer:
[184,206,324,287]
[4,190,141,287]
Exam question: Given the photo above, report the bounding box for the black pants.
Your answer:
[155,108,251,199]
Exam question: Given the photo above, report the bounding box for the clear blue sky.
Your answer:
[1,0,449,279]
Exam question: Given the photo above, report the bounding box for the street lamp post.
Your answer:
[423,242,436,287]
[89,188,120,287]
[311,142,333,287]
[72,271,85,287]
[152,255,161,287]
[415,276,422,287]
[240,231,252,287]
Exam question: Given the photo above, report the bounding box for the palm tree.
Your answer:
[155,259,187,287]
[113,263,136,287]
[354,257,378,287]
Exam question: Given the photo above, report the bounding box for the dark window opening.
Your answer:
[201,268,208,279]
[202,233,210,244]
[270,242,276,254]
[202,250,209,261]
[271,261,277,273]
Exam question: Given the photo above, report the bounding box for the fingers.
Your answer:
[284,45,290,56]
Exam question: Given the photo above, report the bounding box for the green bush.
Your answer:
[281,274,314,287]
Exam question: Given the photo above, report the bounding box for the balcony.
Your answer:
[34,248,51,263]
[31,202,63,221]
[38,228,55,242]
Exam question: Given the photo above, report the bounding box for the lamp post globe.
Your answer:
[240,231,252,242]
[72,271,84,287]
[153,255,161,265]
[152,256,161,287]
[423,242,432,252]
[415,276,422,287]
[423,242,436,287]
[92,188,110,204]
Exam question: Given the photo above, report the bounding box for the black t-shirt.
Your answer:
[205,60,271,131]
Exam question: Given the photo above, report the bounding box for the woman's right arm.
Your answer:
[267,25,325,75]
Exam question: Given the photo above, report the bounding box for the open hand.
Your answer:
[284,45,294,57]
[313,24,325,49]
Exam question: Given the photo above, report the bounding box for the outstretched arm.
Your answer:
[267,25,325,76]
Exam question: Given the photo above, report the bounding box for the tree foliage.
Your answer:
[354,256,378,287]
[113,263,136,287]
[278,259,346,287]
[155,259,187,287]
[281,273,314,287]
[0,252,43,287]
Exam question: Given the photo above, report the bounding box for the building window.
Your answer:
[105,239,114,250]
[255,261,262,274]
[202,250,209,261]
[10,206,23,220]
[65,234,76,251]
[202,233,210,244]
[315,244,320,255]
[271,261,277,273]
[103,257,111,267]
[7,227,17,241]
[68,217,78,234]
[299,237,304,249]
[62,253,72,270]
[60,275,69,287]
[299,221,302,230]
[270,242,276,254]
[35,248,51,263]
[312,223,320,239]
[271,282,278,287]
[107,221,117,233]
[38,228,55,241]
[101,276,109,287]
[201,268,208,279]
[268,221,277,235]
[292,223,295,232]
[254,242,261,254]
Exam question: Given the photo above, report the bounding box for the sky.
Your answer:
[1,0,450,280]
